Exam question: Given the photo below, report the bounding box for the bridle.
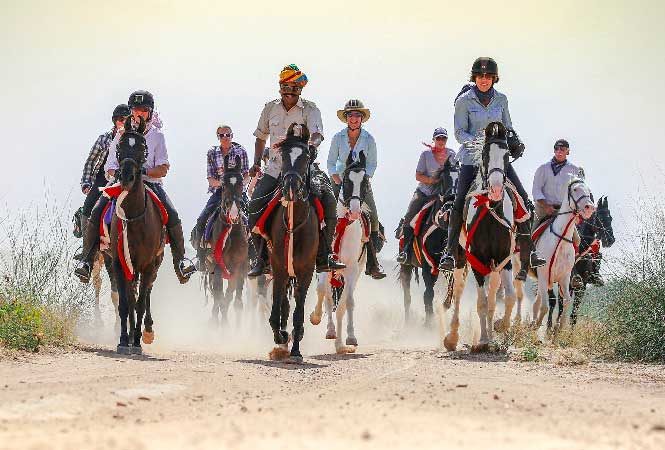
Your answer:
[548,179,592,243]
[340,166,367,209]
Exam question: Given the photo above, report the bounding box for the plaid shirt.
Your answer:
[206,142,249,193]
[81,129,114,187]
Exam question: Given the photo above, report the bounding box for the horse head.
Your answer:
[220,154,244,223]
[482,122,509,202]
[341,151,368,221]
[116,116,148,192]
[595,196,615,247]
[563,176,596,220]
[279,123,310,202]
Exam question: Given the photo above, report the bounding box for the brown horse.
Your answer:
[110,117,166,355]
[265,123,319,363]
[203,154,248,326]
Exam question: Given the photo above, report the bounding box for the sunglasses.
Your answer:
[217,133,233,138]
[133,106,151,113]
[280,84,302,94]
[114,116,128,122]
[476,73,495,80]
[554,146,568,151]
[434,136,447,141]
[346,112,364,119]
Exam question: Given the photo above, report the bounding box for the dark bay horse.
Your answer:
[266,123,319,363]
[397,165,456,326]
[203,154,249,326]
[110,117,166,354]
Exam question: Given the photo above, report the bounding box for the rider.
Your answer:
[192,124,249,264]
[438,57,546,281]
[77,104,130,256]
[74,90,196,284]
[327,99,386,280]
[247,64,345,278]
[397,127,457,264]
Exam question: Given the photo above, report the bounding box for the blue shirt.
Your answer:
[454,88,512,166]
[327,128,378,177]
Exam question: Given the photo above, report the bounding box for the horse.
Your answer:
[396,166,456,326]
[569,196,615,324]
[442,122,520,352]
[110,116,166,354]
[310,151,369,353]
[262,123,319,363]
[529,176,596,330]
[201,154,249,327]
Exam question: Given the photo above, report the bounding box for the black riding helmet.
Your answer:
[470,57,499,83]
[128,90,155,110]
[111,104,130,123]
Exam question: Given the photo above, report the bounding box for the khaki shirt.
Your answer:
[253,98,324,178]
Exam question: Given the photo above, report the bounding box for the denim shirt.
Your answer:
[454,88,512,166]
[327,128,378,177]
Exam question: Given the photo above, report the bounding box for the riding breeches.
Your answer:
[82,171,107,217]
[402,189,430,229]
[145,182,180,227]
[332,180,379,232]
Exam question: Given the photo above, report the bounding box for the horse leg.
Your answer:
[344,267,359,349]
[335,296,347,353]
[473,280,490,352]
[210,272,222,327]
[127,278,138,352]
[310,274,327,325]
[486,271,500,344]
[557,286,565,324]
[234,274,245,325]
[325,284,336,340]
[222,278,234,327]
[547,288,556,330]
[422,269,435,328]
[268,276,289,360]
[444,267,466,351]
[400,265,413,325]
[133,277,147,353]
[92,256,103,326]
[570,285,585,326]
[290,273,313,363]
[513,276,524,324]
[106,255,120,333]
[558,277,574,329]
[114,260,130,354]
[495,269,516,333]
[534,275,549,328]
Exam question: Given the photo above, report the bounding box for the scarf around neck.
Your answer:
[473,85,495,106]
[550,157,567,176]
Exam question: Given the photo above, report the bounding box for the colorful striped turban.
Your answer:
[279,64,308,87]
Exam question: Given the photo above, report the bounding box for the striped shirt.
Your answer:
[80,129,114,188]
[206,142,249,193]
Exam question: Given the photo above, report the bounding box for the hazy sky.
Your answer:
[1,0,664,256]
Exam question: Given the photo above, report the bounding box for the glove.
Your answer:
[506,128,525,159]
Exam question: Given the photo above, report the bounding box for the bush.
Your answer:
[0,298,43,351]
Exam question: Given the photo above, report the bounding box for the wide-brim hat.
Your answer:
[337,99,370,123]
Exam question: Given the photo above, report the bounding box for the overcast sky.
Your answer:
[1,0,664,256]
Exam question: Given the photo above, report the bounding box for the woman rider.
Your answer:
[438,57,545,281]
[396,127,456,264]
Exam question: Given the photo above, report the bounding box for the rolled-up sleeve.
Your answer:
[415,152,427,174]
[532,165,546,201]
[327,134,340,176]
[104,134,120,172]
[153,133,170,167]
[454,99,475,144]
[365,135,378,177]
[253,103,271,141]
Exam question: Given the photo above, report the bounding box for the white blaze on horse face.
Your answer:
[289,146,303,167]
[229,201,239,219]
[228,176,237,186]
[487,143,506,201]
[128,137,135,147]
[347,170,365,217]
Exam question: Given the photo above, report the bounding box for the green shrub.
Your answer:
[0,298,43,351]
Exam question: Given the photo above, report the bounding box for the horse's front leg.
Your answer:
[534,270,549,328]
[485,271,500,344]
[344,267,359,349]
[422,269,436,327]
[310,274,327,326]
[570,284,585,326]
[444,267,466,351]
[92,256,103,326]
[473,278,490,352]
[557,276,574,329]
[495,269,516,333]
[268,275,289,361]
[127,278,138,350]
[114,260,131,354]
[290,273,313,363]
[400,265,413,324]
[233,274,245,326]
[133,276,147,354]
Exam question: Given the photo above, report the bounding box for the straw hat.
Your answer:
[337,99,371,123]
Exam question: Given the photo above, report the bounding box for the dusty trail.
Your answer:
[1,270,664,450]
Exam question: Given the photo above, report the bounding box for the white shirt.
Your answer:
[532,159,580,205]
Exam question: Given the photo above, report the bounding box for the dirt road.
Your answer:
[1,272,664,450]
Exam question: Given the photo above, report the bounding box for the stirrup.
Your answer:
[529,251,546,268]
[396,251,408,264]
[178,258,196,278]
[438,252,455,272]
[74,261,92,283]
[515,269,527,282]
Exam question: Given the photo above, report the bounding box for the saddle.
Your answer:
[333,211,370,256]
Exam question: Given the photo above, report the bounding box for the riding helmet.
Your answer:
[111,104,130,122]
[128,90,155,110]
[470,57,499,83]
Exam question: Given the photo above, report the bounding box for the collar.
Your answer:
[275,97,305,110]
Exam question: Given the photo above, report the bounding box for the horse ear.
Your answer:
[124,116,132,131]
[345,150,354,166]
[359,151,367,167]
[136,116,146,134]
[234,154,241,171]
[223,154,229,171]
[602,196,608,208]
[301,124,310,144]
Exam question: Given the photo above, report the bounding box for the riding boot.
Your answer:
[515,220,546,281]
[365,232,386,279]
[74,214,99,283]
[167,223,196,284]
[248,234,270,278]
[588,254,605,286]
[396,225,414,264]
[316,224,346,273]
[438,208,463,272]
[73,214,89,261]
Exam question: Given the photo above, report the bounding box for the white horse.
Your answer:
[310,154,369,354]
[443,123,520,352]
[530,176,595,329]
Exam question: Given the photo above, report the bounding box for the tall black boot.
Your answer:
[396,225,414,264]
[248,234,270,278]
[515,220,546,281]
[365,232,386,279]
[74,215,99,283]
[167,223,196,284]
[438,208,463,272]
[588,254,605,286]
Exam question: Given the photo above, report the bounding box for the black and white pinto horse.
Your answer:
[443,122,520,352]
[397,166,456,326]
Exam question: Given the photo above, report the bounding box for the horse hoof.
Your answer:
[268,346,290,361]
[142,331,154,345]
[345,337,358,347]
[310,313,321,325]
[346,346,357,354]
[443,334,458,352]
[471,343,490,353]
[117,345,131,355]
[285,355,303,364]
[326,331,337,340]
[336,346,350,354]
[131,346,143,355]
